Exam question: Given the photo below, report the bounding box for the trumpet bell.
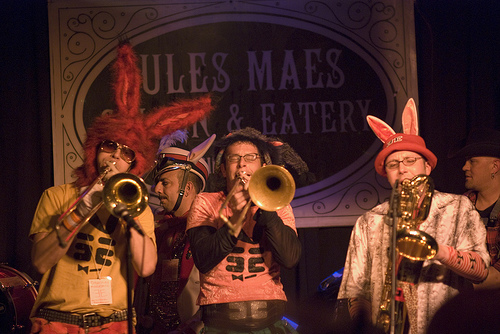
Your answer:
[103,173,149,218]
[396,228,438,261]
[247,165,296,211]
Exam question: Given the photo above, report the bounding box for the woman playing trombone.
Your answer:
[28,42,213,334]
[186,127,313,334]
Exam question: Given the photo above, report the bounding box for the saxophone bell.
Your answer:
[396,175,437,261]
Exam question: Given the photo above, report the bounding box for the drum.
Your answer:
[0,264,38,333]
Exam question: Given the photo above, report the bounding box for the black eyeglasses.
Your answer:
[385,157,423,170]
[99,140,136,163]
[226,153,261,163]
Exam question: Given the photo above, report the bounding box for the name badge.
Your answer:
[89,277,113,305]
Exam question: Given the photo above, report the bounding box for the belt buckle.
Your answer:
[82,312,97,333]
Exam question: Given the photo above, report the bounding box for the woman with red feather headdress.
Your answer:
[28,41,213,334]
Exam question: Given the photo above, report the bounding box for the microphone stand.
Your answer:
[114,204,144,334]
[115,204,145,236]
[125,226,134,334]
[387,180,399,334]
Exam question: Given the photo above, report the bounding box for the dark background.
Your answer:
[1,1,499,333]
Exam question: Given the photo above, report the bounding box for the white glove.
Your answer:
[77,183,104,218]
[75,161,122,218]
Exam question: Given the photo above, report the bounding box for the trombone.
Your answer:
[56,169,149,247]
[219,165,296,234]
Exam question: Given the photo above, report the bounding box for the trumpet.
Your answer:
[219,165,296,234]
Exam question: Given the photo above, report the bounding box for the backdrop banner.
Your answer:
[48,0,418,227]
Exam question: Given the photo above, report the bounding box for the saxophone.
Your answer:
[376,174,437,334]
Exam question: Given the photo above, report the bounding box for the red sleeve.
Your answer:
[439,245,488,283]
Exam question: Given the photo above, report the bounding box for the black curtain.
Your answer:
[1,1,499,333]
[415,0,500,195]
[0,0,52,282]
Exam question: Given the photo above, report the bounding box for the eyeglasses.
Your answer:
[99,140,136,163]
[385,156,423,170]
[226,153,261,163]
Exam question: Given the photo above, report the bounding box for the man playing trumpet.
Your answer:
[186,127,311,334]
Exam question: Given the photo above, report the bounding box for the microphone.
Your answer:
[114,203,145,236]
[386,179,400,226]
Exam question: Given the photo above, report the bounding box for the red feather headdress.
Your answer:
[73,42,213,187]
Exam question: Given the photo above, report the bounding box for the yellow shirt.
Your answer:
[29,183,156,317]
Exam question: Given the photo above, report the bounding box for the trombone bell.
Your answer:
[248,165,296,212]
[103,173,149,218]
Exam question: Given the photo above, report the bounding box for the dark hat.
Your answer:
[211,127,315,188]
[448,127,500,159]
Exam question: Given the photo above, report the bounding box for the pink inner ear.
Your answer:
[402,98,419,135]
[367,115,395,143]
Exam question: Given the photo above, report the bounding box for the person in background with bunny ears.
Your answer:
[135,135,215,334]
[336,99,489,334]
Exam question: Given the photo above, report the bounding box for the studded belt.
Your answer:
[36,308,134,328]
[202,300,285,331]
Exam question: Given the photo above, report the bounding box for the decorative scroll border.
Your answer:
[48,0,418,227]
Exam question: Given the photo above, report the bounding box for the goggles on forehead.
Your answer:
[156,155,185,169]
[154,155,189,179]
[99,139,136,163]
[153,153,208,190]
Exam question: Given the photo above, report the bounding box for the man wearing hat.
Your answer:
[451,127,500,289]
[337,99,489,334]
[185,127,308,334]
[135,135,215,334]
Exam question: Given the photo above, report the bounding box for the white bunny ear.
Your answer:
[187,134,216,165]
[367,115,396,143]
[402,98,419,135]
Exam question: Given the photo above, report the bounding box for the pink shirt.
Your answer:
[187,191,296,305]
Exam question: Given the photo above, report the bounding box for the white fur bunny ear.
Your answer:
[367,115,396,143]
[402,98,419,135]
[187,134,216,165]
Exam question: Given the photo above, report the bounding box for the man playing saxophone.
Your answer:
[337,99,490,334]
[186,127,312,333]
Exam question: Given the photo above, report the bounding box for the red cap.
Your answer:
[374,133,437,176]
